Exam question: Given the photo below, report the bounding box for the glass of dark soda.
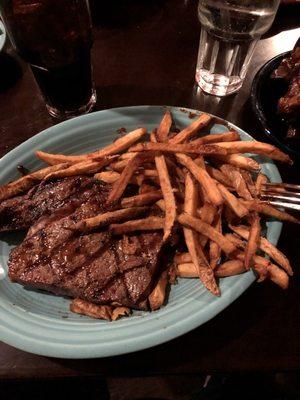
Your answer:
[0,0,96,119]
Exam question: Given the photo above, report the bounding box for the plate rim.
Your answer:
[0,105,283,358]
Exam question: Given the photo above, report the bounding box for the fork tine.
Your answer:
[262,200,300,212]
[260,193,300,204]
[263,182,300,191]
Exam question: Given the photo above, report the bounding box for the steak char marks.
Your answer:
[7,176,164,310]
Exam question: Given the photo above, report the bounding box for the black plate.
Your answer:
[251,51,300,161]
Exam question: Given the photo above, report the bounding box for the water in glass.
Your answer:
[196,0,280,96]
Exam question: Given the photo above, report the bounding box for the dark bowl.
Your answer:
[250,51,300,161]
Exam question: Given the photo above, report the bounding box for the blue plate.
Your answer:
[0,106,282,358]
[251,52,300,161]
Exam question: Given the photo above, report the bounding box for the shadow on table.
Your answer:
[0,52,22,92]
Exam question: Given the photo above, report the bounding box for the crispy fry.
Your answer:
[239,169,256,197]
[217,183,249,218]
[70,299,112,320]
[111,307,131,321]
[206,165,233,188]
[148,271,168,310]
[243,213,261,270]
[213,141,292,164]
[178,213,237,255]
[36,128,147,165]
[118,152,136,160]
[255,173,268,196]
[130,142,227,156]
[155,199,166,212]
[151,133,176,242]
[229,224,293,276]
[174,252,192,264]
[73,207,149,232]
[176,153,223,206]
[156,110,172,142]
[183,173,219,295]
[209,209,222,270]
[109,159,129,172]
[215,260,245,277]
[121,191,162,208]
[196,202,217,247]
[264,263,289,289]
[107,153,154,204]
[44,160,106,181]
[94,170,121,183]
[242,199,300,224]
[170,113,212,144]
[176,263,197,278]
[191,131,240,145]
[110,216,165,235]
[220,164,252,200]
[210,154,261,171]
[0,163,71,201]
[139,181,159,194]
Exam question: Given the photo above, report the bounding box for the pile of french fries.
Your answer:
[2,110,298,321]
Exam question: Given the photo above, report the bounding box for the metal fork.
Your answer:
[259,182,300,211]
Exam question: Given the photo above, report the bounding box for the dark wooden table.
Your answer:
[0,0,300,381]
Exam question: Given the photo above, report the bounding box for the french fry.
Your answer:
[110,216,165,235]
[94,170,120,183]
[215,260,245,277]
[217,182,249,218]
[155,199,166,212]
[170,113,212,144]
[255,173,268,195]
[239,169,256,197]
[148,271,168,310]
[0,163,70,201]
[139,181,159,194]
[107,153,154,204]
[220,164,252,200]
[130,142,227,156]
[213,141,292,164]
[264,263,289,289]
[121,191,162,208]
[151,133,177,242]
[111,307,131,321]
[183,172,219,295]
[73,207,149,232]
[174,252,192,264]
[196,202,217,247]
[178,213,237,255]
[70,299,112,320]
[44,160,106,181]
[191,131,240,145]
[209,209,222,270]
[156,110,172,142]
[229,224,293,276]
[243,213,261,270]
[176,263,197,278]
[176,153,223,206]
[210,154,261,171]
[118,152,136,160]
[109,159,129,172]
[242,199,300,224]
[36,128,148,165]
[206,165,233,188]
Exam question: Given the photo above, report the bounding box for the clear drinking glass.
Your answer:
[195,0,281,96]
[0,0,96,119]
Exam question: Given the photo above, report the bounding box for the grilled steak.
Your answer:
[7,176,164,310]
[0,176,107,232]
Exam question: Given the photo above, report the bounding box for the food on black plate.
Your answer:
[272,38,300,141]
[0,112,298,321]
